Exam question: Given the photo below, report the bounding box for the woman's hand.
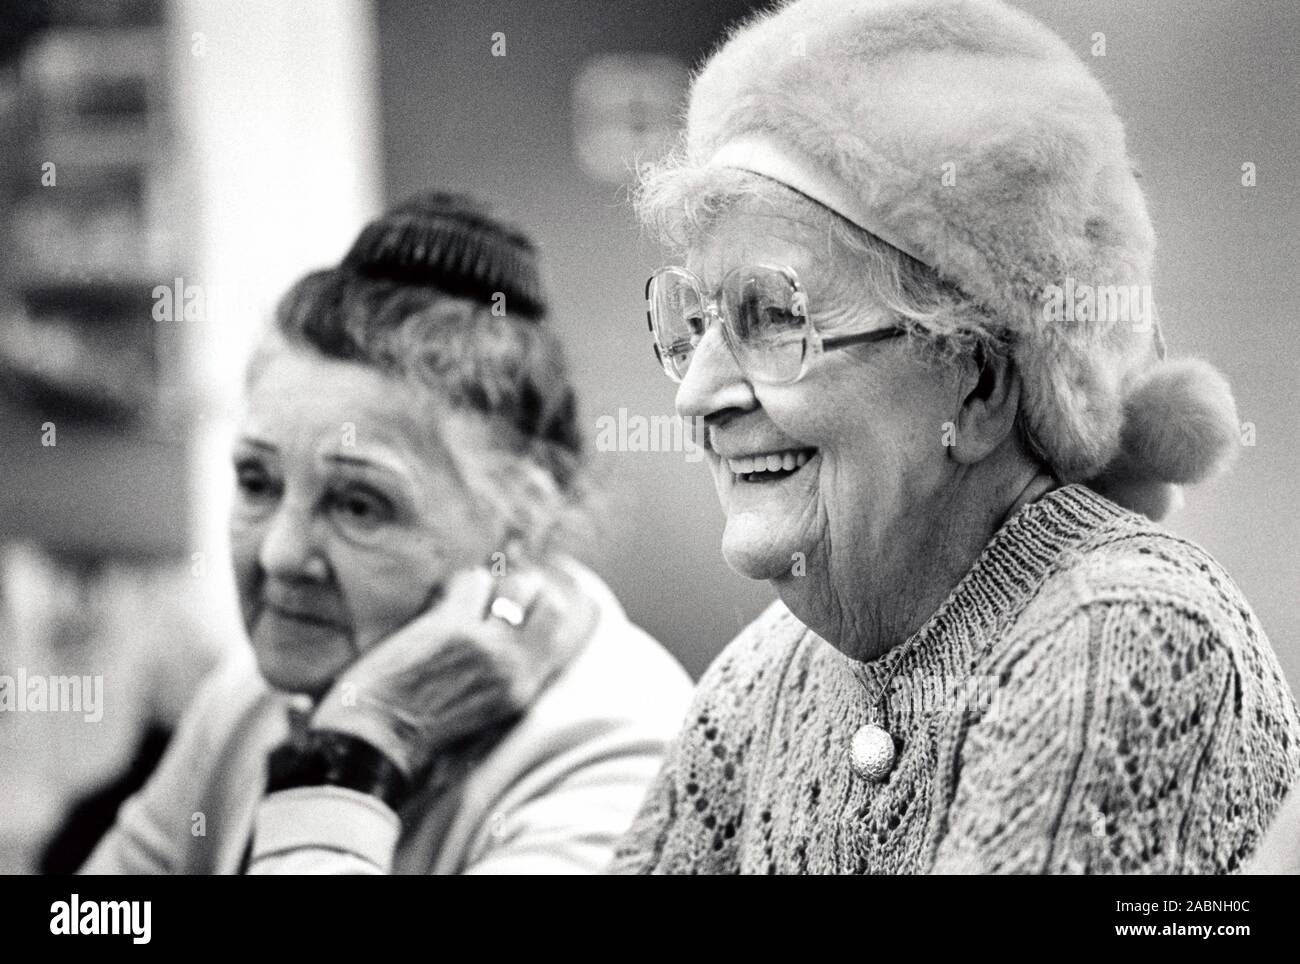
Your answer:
[309,567,577,779]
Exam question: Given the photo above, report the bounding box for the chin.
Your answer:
[254,659,340,696]
[720,519,804,582]
[251,619,353,696]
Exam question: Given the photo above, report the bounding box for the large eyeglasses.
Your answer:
[646,263,908,385]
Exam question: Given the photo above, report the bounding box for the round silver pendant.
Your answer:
[850,723,895,782]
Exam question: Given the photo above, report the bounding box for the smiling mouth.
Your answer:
[725,448,817,483]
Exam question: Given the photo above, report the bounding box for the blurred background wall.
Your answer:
[0,0,1297,869]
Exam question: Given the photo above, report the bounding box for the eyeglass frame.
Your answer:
[645,262,910,385]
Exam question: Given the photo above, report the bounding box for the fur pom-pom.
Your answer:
[1113,358,1240,484]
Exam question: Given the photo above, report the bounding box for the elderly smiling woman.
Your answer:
[83,192,691,874]
[612,0,1300,874]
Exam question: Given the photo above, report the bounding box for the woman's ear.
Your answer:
[949,343,1021,465]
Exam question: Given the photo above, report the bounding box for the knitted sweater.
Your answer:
[611,485,1300,874]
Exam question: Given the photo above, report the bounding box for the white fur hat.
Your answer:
[681,0,1238,518]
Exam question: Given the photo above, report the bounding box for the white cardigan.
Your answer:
[82,560,692,874]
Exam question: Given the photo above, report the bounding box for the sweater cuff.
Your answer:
[251,785,401,872]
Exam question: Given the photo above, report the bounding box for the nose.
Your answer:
[675,322,757,423]
[258,500,329,583]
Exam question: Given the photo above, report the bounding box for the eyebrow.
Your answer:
[321,451,415,485]
[324,452,397,471]
[235,439,409,479]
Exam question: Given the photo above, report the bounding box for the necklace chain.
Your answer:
[853,633,923,727]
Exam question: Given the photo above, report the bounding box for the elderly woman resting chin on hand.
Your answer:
[612,0,1300,875]
[82,192,691,875]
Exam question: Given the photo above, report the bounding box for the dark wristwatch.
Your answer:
[266,729,411,810]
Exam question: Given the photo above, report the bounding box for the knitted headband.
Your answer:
[710,135,930,265]
[686,0,1239,518]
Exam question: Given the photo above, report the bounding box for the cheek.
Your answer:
[805,378,944,521]
[825,393,954,543]
[228,516,265,606]
[829,419,913,488]
[334,536,455,651]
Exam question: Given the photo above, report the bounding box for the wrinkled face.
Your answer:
[231,345,492,695]
[675,202,959,587]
